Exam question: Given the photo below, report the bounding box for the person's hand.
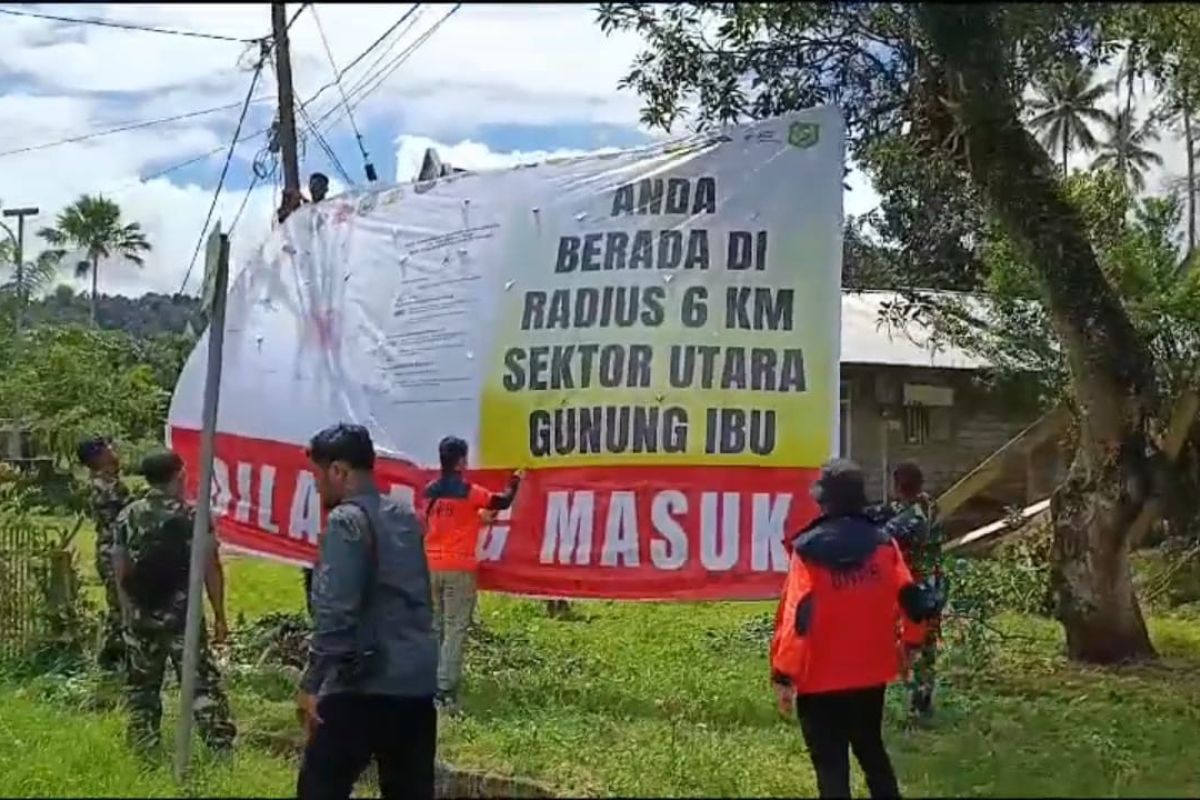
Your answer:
[511,469,526,483]
[296,691,322,742]
[212,617,229,645]
[773,682,795,718]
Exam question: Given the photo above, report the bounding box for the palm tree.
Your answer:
[0,239,59,326]
[1027,62,1113,175]
[38,194,151,327]
[1155,78,1199,257]
[1091,108,1165,193]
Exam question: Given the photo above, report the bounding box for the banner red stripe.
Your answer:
[170,427,817,600]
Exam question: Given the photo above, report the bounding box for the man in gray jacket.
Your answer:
[296,423,438,800]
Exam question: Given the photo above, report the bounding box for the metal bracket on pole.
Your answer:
[173,223,230,782]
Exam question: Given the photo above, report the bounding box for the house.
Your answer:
[838,291,1067,535]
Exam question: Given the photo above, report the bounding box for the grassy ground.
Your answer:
[3,519,1199,797]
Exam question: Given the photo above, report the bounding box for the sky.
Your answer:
[0,4,1189,298]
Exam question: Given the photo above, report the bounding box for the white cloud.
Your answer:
[0,4,1188,301]
[0,3,653,298]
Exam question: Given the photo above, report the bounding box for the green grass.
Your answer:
[0,688,294,797]
[4,518,1200,797]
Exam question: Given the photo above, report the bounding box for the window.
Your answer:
[839,381,852,457]
[904,404,930,445]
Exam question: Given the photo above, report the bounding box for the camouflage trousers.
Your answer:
[124,625,237,754]
[905,618,940,718]
[95,544,126,672]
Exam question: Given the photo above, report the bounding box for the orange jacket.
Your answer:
[770,513,930,695]
[421,473,519,573]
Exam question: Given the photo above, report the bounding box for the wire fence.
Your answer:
[0,515,52,659]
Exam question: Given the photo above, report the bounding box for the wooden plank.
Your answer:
[937,404,1071,518]
[946,497,1051,553]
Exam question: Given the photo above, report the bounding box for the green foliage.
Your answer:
[0,325,187,466]
[24,286,202,338]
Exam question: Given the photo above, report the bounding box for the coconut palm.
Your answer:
[1091,108,1164,193]
[1027,62,1113,175]
[37,195,151,327]
[1155,77,1199,256]
[0,238,58,332]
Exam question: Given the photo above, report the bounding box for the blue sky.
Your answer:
[0,3,665,295]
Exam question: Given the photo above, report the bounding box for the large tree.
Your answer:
[38,195,151,327]
[1027,62,1113,175]
[597,2,1183,663]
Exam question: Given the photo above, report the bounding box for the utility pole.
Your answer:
[3,206,39,334]
[271,2,301,223]
[173,225,229,782]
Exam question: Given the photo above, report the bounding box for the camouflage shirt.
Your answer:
[113,487,198,630]
[870,493,946,584]
[89,474,131,550]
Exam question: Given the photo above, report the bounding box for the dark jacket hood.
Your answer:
[793,513,888,571]
[423,473,468,498]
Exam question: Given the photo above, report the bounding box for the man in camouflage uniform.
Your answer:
[870,461,946,723]
[112,449,236,755]
[78,437,132,673]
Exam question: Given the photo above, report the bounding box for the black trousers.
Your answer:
[796,685,900,799]
[297,693,437,800]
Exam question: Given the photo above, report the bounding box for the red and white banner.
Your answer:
[169,108,844,600]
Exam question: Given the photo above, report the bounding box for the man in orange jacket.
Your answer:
[421,436,523,713]
[770,459,942,799]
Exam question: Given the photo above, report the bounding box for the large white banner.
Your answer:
[169,107,844,600]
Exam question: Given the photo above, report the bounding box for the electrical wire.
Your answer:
[310,4,372,172]
[339,5,426,102]
[0,97,273,159]
[263,49,355,187]
[299,4,423,115]
[228,172,262,236]
[323,4,461,128]
[178,57,266,295]
[0,6,258,42]
[298,102,355,185]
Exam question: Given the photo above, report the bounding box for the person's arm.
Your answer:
[769,555,813,686]
[892,541,943,625]
[300,504,372,697]
[479,470,524,512]
[204,538,228,641]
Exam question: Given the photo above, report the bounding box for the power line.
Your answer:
[328,4,461,126]
[0,97,272,159]
[178,55,266,295]
[228,172,263,236]
[310,4,371,172]
[0,6,257,43]
[298,102,355,186]
[265,47,355,187]
[0,3,308,160]
[301,4,423,114]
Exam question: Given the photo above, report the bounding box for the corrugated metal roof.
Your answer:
[841,290,992,370]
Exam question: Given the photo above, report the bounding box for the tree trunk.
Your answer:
[1050,471,1154,663]
[1062,137,1068,177]
[90,256,98,328]
[917,5,1158,662]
